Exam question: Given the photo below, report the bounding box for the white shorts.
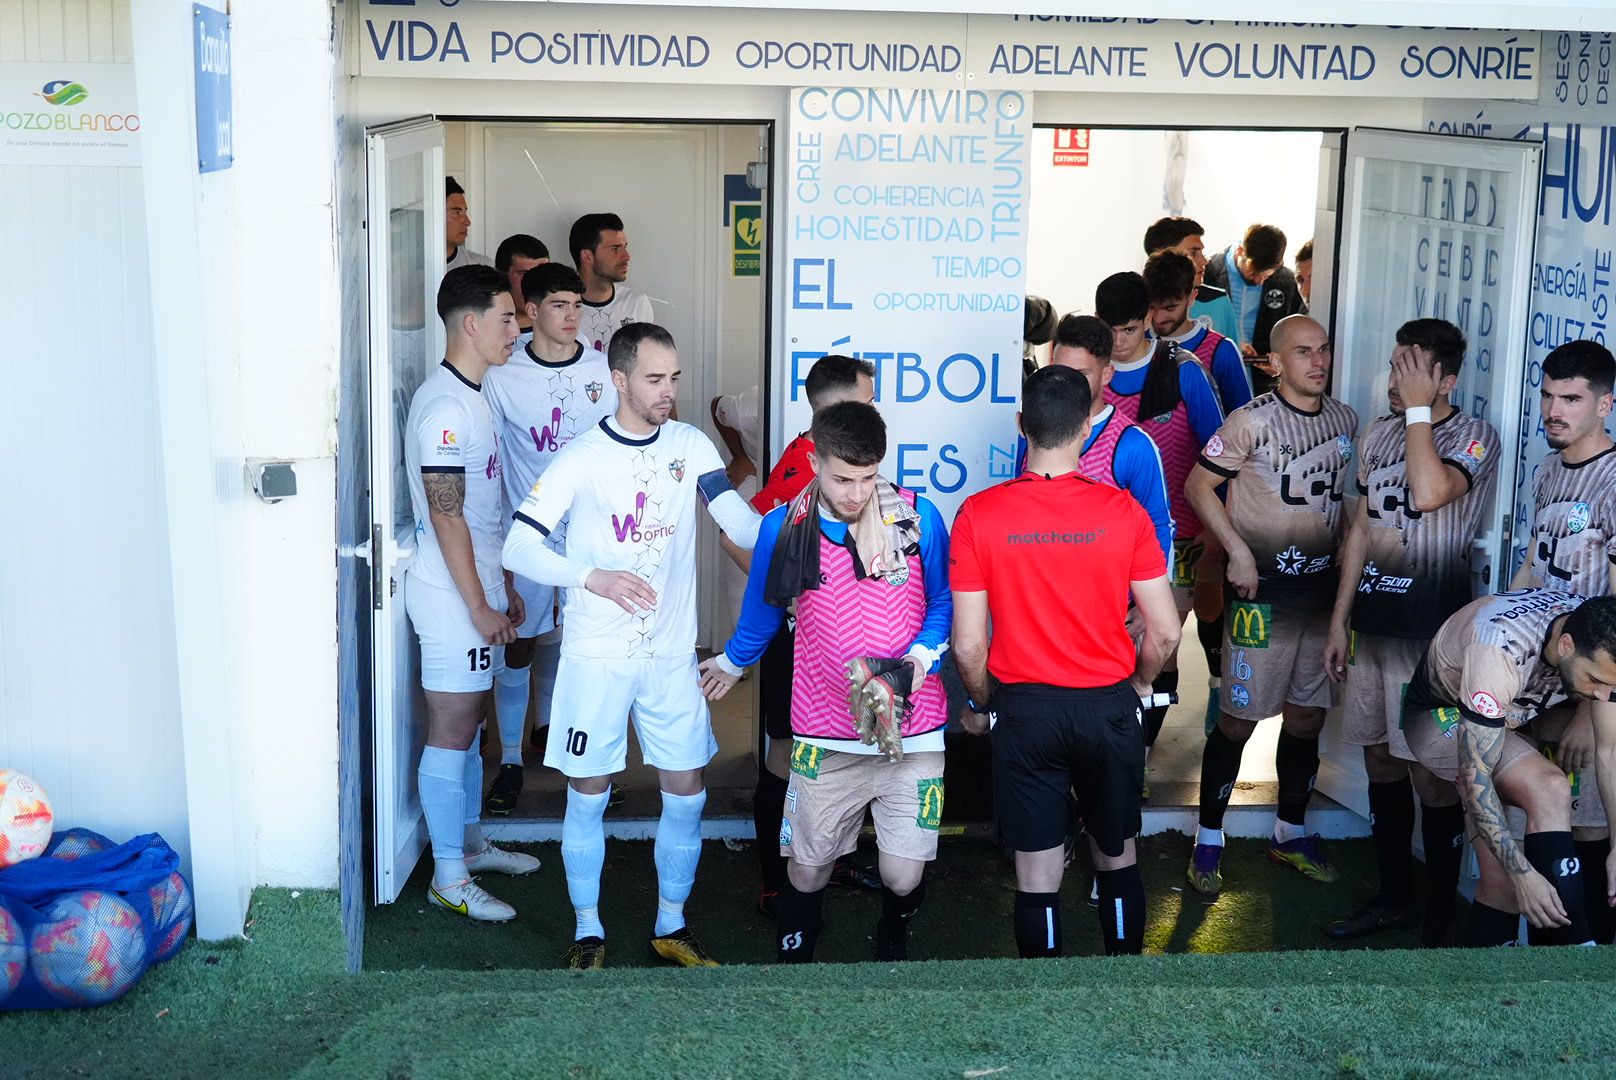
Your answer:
[512,572,558,638]
[404,575,507,693]
[544,653,717,777]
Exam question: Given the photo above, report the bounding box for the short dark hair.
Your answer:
[1021,366,1092,450]
[1095,272,1149,327]
[436,264,510,324]
[811,401,886,467]
[1143,251,1196,304]
[1142,216,1204,256]
[805,354,876,411]
[1564,596,1616,661]
[446,176,465,199]
[1396,319,1467,379]
[1296,239,1314,264]
[1543,340,1616,396]
[495,234,549,272]
[1052,313,1112,361]
[569,212,626,268]
[606,321,674,374]
[520,263,585,308]
[1242,224,1288,272]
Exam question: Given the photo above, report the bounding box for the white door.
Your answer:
[1318,128,1542,816]
[364,118,446,902]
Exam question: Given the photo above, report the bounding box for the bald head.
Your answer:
[1269,314,1321,355]
[1269,315,1332,402]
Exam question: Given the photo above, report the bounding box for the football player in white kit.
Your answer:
[482,263,618,815]
[404,266,541,923]
[569,212,655,355]
[503,322,762,969]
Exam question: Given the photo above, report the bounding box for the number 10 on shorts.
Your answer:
[564,727,589,756]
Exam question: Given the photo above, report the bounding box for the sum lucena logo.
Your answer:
[612,492,676,543]
[531,407,563,453]
[34,80,88,106]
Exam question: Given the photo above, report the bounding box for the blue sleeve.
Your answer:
[908,497,954,670]
[1211,338,1253,411]
[722,506,789,668]
[1116,428,1175,561]
[1179,361,1225,446]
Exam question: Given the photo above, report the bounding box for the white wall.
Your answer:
[229,0,340,890]
[0,0,190,866]
[1029,128,1326,323]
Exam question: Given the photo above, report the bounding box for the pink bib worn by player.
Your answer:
[790,494,946,743]
[1106,364,1203,539]
[1080,409,1132,489]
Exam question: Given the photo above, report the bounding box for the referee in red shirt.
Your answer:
[952,365,1181,957]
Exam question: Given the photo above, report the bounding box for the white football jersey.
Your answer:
[484,340,618,534]
[404,361,506,592]
[507,418,757,659]
[577,284,655,355]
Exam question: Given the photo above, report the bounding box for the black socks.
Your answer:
[775,880,825,963]
[1274,731,1320,827]
[1523,831,1593,946]
[753,769,789,894]
[1198,726,1246,830]
[1014,891,1062,958]
[1366,777,1416,904]
[1093,866,1146,955]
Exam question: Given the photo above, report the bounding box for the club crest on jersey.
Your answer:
[1463,439,1488,465]
[1568,502,1591,534]
[1469,691,1504,719]
[585,381,603,403]
[668,458,686,481]
[1336,435,1353,460]
[1204,434,1225,457]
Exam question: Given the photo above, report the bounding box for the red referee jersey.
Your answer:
[950,470,1167,688]
[752,433,815,513]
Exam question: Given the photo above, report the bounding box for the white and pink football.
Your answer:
[0,770,54,869]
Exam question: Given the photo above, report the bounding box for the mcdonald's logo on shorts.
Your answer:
[1229,602,1271,648]
[1172,539,1203,589]
[915,777,945,831]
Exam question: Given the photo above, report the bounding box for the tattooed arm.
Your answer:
[1456,719,1570,928]
[423,470,514,646]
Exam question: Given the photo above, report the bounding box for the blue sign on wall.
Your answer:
[193,5,232,173]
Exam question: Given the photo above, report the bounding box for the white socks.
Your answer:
[563,786,610,940]
[1196,825,1225,848]
[462,746,483,825]
[493,664,531,766]
[1272,819,1306,844]
[654,789,707,936]
[419,745,468,883]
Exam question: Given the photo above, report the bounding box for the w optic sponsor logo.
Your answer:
[34,80,88,106]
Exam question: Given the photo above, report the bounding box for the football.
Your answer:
[0,770,54,869]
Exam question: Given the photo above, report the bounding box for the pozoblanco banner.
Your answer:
[781,86,1030,518]
[357,4,1542,99]
[0,63,141,167]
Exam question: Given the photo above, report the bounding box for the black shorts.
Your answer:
[758,617,796,742]
[991,681,1143,858]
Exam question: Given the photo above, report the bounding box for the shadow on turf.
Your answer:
[365,834,1428,972]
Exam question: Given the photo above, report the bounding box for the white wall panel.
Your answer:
[0,0,189,862]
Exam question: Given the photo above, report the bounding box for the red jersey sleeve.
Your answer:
[948,500,986,591]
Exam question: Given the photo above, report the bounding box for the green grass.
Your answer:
[8,839,1616,1078]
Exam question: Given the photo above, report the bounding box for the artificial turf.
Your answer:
[9,840,1616,1079]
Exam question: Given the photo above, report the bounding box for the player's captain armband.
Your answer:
[696,468,732,506]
